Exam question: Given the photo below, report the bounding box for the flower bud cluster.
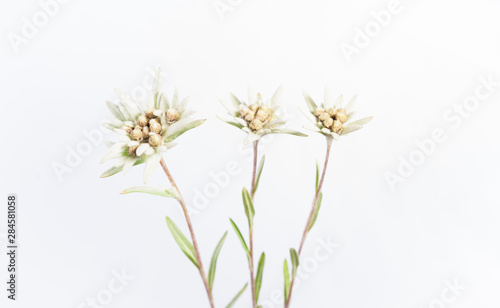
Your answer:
[239,104,272,132]
[313,107,348,134]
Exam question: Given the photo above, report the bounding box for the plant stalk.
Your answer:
[160,158,215,308]
[249,140,259,308]
[285,137,333,308]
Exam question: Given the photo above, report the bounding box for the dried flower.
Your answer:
[301,86,372,139]
[219,86,306,144]
[101,69,205,183]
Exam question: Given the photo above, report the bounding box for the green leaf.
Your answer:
[242,188,255,228]
[106,101,126,121]
[217,116,244,129]
[100,158,147,178]
[271,128,308,137]
[255,253,266,303]
[208,231,228,291]
[121,186,178,199]
[308,193,323,231]
[229,219,250,263]
[165,119,206,143]
[165,217,199,268]
[315,161,319,193]
[284,259,291,303]
[290,249,299,278]
[253,155,265,195]
[225,283,248,308]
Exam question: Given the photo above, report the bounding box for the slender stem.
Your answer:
[285,137,333,308]
[160,158,215,308]
[250,140,258,198]
[249,140,259,308]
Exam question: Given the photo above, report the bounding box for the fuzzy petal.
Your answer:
[324,86,335,109]
[348,116,372,127]
[136,143,151,156]
[302,90,317,112]
[243,132,261,145]
[143,153,162,183]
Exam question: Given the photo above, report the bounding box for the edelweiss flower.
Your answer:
[301,87,372,140]
[100,69,205,183]
[219,86,306,144]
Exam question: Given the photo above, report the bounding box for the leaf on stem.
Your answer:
[165,217,199,268]
[284,259,291,303]
[255,252,266,303]
[121,186,179,199]
[208,231,228,291]
[290,249,299,278]
[225,283,248,308]
[253,155,266,195]
[242,188,255,228]
[308,193,323,231]
[229,219,251,264]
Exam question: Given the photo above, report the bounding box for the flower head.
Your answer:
[301,87,372,140]
[219,86,306,144]
[100,69,205,183]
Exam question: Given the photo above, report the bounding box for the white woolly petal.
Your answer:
[345,95,357,112]
[113,156,128,167]
[153,110,163,117]
[243,132,261,145]
[321,128,331,135]
[128,141,140,147]
[348,116,373,127]
[178,97,190,114]
[220,98,237,115]
[180,109,195,119]
[165,117,193,136]
[324,86,335,109]
[101,143,126,163]
[334,94,343,109]
[340,125,363,135]
[145,148,155,156]
[247,86,257,104]
[160,93,170,110]
[171,88,179,109]
[114,89,142,118]
[136,143,151,156]
[166,142,177,149]
[157,145,168,152]
[152,68,161,93]
[303,124,321,132]
[113,128,128,135]
[270,85,283,111]
[143,153,162,183]
[235,117,247,126]
[104,140,114,148]
[122,157,137,174]
[298,107,317,124]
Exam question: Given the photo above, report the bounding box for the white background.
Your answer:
[1,0,500,307]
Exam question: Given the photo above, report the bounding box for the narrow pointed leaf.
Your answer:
[290,249,299,278]
[229,219,250,262]
[165,119,206,143]
[242,188,255,228]
[284,260,291,303]
[255,253,266,302]
[208,231,228,291]
[271,128,308,137]
[308,193,323,231]
[217,116,244,129]
[100,157,147,178]
[121,186,178,199]
[106,101,126,121]
[302,90,317,112]
[253,155,266,195]
[226,283,248,308]
[165,217,199,268]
